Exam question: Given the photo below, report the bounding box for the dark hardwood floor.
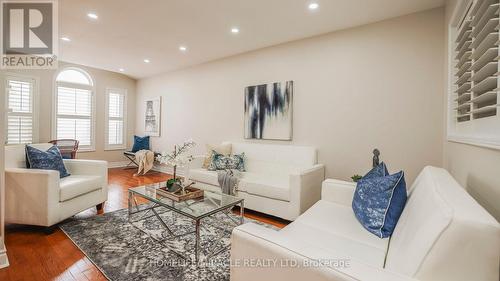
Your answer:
[0,168,288,281]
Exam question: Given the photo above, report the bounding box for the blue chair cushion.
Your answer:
[131,135,150,152]
[25,145,70,178]
[352,170,407,238]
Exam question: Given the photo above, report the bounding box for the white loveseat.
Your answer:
[230,166,500,281]
[4,143,108,227]
[189,142,325,221]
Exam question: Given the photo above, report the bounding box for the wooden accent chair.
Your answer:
[49,139,80,159]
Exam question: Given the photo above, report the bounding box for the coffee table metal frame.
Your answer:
[128,186,244,263]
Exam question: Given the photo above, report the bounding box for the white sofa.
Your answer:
[189,142,325,221]
[4,143,108,227]
[230,166,500,281]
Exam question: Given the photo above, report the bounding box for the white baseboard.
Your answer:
[152,164,173,174]
[108,162,182,176]
[151,165,186,177]
[108,161,131,168]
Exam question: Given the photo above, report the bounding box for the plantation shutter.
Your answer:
[56,86,92,146]
[6,78,34,144]
[455,0,499,122]
[107,90,126,147]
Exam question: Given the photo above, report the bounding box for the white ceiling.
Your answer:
[59,0,445,79]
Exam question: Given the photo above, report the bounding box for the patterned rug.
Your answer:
[60,205,277,281]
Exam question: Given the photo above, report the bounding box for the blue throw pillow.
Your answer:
[352,171,407,238]
[363,162,389,179]
[25,145,70,178]
[131,135,150,152]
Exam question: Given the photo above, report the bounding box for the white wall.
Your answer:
[0,62,137,163]
[136,8,445,184]
[444,0,500,221]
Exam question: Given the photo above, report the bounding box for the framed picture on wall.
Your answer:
[144,97,161,137]
[244,81,293,140]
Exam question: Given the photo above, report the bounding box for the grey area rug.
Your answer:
[60,205,277,281]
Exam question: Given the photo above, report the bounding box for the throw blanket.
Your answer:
[135,150,155,176]
[217,169,241,196]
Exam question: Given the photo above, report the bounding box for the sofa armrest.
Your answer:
[321,179,356,206]
[5,168,60,226]
[289,164,325,216]
[231,223,418,281]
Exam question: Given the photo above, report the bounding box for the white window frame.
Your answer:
[105,88,128,150]
[447,0,500,150]
[4,73,39,145]
[52,67,96,152]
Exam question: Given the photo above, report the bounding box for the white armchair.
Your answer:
[4,143,108,227]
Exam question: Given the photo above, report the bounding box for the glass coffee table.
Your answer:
[128,181,244,263]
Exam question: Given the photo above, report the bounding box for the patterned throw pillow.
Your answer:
[25,145,71,178]
[208,151,246,171]
[352,170,407,238]
[202,143,232,169]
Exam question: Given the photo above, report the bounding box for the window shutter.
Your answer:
[108,119,124,145]
[455,14,473,122]
[455,0,500,122]
[106,90,126,147]
[470,0,499,119]
[108,92,124,118]
[56,86,92,146]
[6,79,34,144]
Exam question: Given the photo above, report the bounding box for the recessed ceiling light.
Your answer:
[143,59,150,63]
[119,68,125,72]
[61,37,71,42]
[179,46,187,52]
[231,27,240,34]
[87,13,98,19]
[308,3,319,10]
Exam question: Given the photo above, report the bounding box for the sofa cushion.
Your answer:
[291,200,389,251]
[231,142,316,174]
[189,169,290,201]
[59,175,102,202]
[190,168,219,186]
[239,172,290,201]
[281,200,389,267]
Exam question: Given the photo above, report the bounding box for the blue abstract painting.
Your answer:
[244,81,293,140]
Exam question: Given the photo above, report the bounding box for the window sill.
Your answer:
[104,146,127,151]
[78,148,96,153]
[447,135,500,151]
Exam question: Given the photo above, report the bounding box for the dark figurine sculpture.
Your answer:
[373,149,380,168]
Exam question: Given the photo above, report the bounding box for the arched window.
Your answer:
[54,68,95,150]
[56,68,92,85]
